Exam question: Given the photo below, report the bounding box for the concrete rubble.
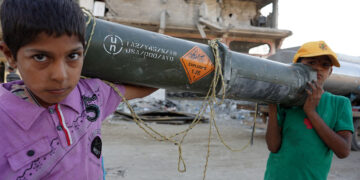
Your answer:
[113,96,265,129]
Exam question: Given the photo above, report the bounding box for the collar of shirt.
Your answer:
[0,81,82,130]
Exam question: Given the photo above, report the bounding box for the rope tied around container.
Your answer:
[83,8,96,57]
[208,40,257,151]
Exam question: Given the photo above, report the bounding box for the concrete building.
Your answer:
[78,0,291,58]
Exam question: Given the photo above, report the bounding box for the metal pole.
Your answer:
[272,0,278,28]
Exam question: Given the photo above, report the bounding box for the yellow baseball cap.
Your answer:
[292,41,340,67]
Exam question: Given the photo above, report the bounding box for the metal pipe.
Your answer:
[224,50,315,106]
[82,17,316,106]
[158,10,169,34]
[272,0,278,28]
[268,48,360,97]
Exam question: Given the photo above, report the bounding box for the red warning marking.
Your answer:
[180,46,214,84]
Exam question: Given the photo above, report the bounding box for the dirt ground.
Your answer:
[102,115,360,180]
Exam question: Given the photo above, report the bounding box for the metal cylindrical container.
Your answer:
[82,16,316,106]
[324,55,360,96]
[82,17,218,93]
[225,51,315,106]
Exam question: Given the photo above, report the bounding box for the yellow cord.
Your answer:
[82,8,96,57]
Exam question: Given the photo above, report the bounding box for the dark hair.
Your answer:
[297,55,332,64]
[0,0,86,59]
[297,57,303,63]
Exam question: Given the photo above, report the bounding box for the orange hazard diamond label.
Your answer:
[180,46,214,84]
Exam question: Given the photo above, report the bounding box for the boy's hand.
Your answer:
[268,104,277,116]
[303,81,324,115]
[266,103,282,153]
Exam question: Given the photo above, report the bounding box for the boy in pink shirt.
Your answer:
[0,0,156,179]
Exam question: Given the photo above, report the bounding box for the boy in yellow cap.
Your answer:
[264,41,353,180]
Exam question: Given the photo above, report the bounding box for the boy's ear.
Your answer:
[327,66,333,77]
[0,41,17,68]
[329,67,333,76]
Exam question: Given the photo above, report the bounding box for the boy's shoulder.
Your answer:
[75,78,123,106]
[76,78,111,95]
[0,80,24,98]
[0,81,33,126]
[323,91,350,103]
[321,91,351,110]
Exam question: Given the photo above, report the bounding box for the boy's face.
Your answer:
[1,33,84,107]
[300,56,333,86]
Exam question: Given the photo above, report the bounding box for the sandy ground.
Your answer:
[101,115,360,180]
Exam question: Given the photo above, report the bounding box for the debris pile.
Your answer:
[113,97,262,126]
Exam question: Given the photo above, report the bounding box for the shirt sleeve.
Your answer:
[94,79,126,121]
[334,97,354,133]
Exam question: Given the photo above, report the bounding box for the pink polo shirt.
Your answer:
[0,78,125,179]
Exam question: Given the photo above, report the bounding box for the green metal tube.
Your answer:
[83,17,217,93]
[224,49,316,106]
[82,16,316,106]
